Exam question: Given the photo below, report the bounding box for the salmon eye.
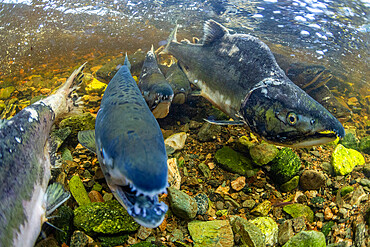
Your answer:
[287,112,298,125]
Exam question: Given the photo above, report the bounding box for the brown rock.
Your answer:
[324,207,334,220]
[231,176,246,191]
[299,170,326,191]
[88,190,104,202]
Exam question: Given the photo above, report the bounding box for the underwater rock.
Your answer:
[85,77,107,95]
[363,164,370,178]
[230,216,265,247]
[269,148,301,185]
[61,147,73,161]
[350,185,367,206]
[137,226,152,240]
[70,230,94,247]
[59,112,95,147]
[283,203,314,222]
[164,132,187,155]
[321,221,335,237]
[199,162,211,178]
[231,176,246,191]
[359,136,370,155]
[250,217,278,247]
[340,186,354,197]
[35,237,59,247]
[282,230,326,247]
[88,190,104,203]
[251,200,272,217]
[0,86,15,100]
[73,200,139,235]
[214,146,257,177]
[197,122,221,142]
[188,220,234,247]
[278,220,294,246]
[168,187,197,220]
[299,170,326,191]
[249,142,279,166]
[50,127,72,152]
[331,144,365,176]
[97,235,129,247]
[360,178,370,187]
[69,175,91,206]
[339,132,359,150]
[280,176,299,192]
[52,206,74,245]
[194,193,209,215]
[167,158,181,190]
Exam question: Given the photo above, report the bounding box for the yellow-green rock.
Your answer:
[251,200,272,216]
[250,217,278,246]
[85,78,107,94]
[188,220,234,247]
[331,144,365,175]
[69,175,91,206]
[283,203,314,222]
[0,86,15,100]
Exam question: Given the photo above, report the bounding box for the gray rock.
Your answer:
[242,199,256,209]
[363,163,370,178]
[282,230,326,247]
[350,186,367,206]
[299,170,326,191]
[278,220,293,246]
[197,122,221,142]
[322,162,335,176]
[188,220,234,247]
[137,226,152,240]
[280,176,299,192]
[230,216,265,247]
[199,162,211,178]
[354,222,366,247]
[169,228,184,242]
[249,142,279,166]
[359,178,370,187]
[291,217,307,232]
[70,231,93,247]
[194,193,209,215]
[168,187,198,220]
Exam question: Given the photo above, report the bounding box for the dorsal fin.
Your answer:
[203,20,228,45]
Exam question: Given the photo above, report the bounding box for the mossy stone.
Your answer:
[69,175,91,206]
[59,112,95,147]
[339,132,359,150]
[214,146,258,177]
[230,216,265,247]
[97,235,129,247]
[359,136,370,155]
[73,200,139,235]
[85,78,107,94]
[249,142,279,166]
[250,217,278,246]
[282,230,325,247]
[0,86,15,100]
[340,186,354,196]
[321,221,335,237]
[331,144,365,175]
[283,203,314,222]
[188,220,234,247]
[269,148,301,185]
[280,176,299,192]
[52,206,74,245]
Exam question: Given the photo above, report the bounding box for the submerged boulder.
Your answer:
[331,144,365,175]
[188,220,234,247]
[269,148,301,185]
[282,230,326,247]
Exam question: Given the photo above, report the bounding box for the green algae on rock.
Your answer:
[168,187,197,220]
[97,235,129,247]
[321,221,335,237]
[339,132,359,150]
[85,77,107,94]
[280,176,299,192]
[359,136,370,155]
[73,200,139,235]
[249,142,279,166]
[251,200,272,217]
[0,86,15,100]
[331,144,365,176]
[269,148,301,185]
[69,175,91,206]
[51,206,74,245]
[188,220,234,247]
[283,203,314,222]
[340,186,354,197]
[59,112,96,146]
[214,146,258,177]
[230,216,265,247]
[282,230,326,247]
[250,217,278,247]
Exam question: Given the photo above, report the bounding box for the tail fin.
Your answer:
[161,22,178,54]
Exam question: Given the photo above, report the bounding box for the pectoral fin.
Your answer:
[77,130,96,153]
[204,118,245,125]
[45,183,71,216]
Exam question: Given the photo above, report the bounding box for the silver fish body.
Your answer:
[95,56,168,228]
[0,64,85,247]
[163,20,345,147]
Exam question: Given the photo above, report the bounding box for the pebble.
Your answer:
[88,190,104,202]
[359,178,370,187]
[324,207,334,220]
[291,217,306,232]
[242,199,256,209]
[137,226,152,240]
[167,158,181,190]
[194,193,209,215]
[250,217,278,246]
[168,187,198,220]
[69,175,91,206]
[216,201,224,210]
[197,122,221,142]
[70,231,94,247]
[251,200,271,216]
[299,170,326,190]
[188,220,234,247]
[231,176,246,191]
[230,216,265,247]
[102,193,113,201]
